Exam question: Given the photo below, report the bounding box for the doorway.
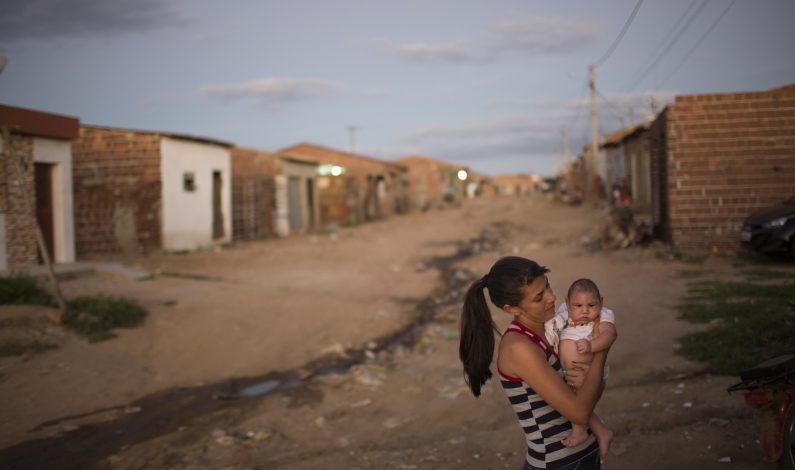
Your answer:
[212,171,224,240]
[34,163,55,263]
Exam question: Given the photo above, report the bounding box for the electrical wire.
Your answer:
[629,0,700,85]
[627,0,712,90]
[593,0,644,68]
[659,0,737,86]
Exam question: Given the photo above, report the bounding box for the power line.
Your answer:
[593,0,644,68]
[629,0,700,85]
[628,0,712,90]
[659,0,737,87]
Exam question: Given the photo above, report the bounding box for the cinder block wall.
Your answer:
[665,84,795,253]
[2,134,39,268]
[230,148,276,241]
[71,127,163,255]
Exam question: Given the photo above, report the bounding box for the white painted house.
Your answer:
[0,104,78,271]
[72,126,233,255]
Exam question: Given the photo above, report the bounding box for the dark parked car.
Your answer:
[740,197,795,259]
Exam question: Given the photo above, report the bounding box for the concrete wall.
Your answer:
[161,137,232,251]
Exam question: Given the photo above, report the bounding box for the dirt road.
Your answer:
[0,195,764,469]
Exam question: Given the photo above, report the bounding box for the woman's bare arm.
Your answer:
[499,335,606,425]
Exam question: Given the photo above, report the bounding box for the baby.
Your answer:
[545,278,617,460]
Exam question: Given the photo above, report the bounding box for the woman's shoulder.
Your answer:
[500,331,548,363]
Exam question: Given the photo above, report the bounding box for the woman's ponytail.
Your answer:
[459,276,496,397]
[458,257,549,397]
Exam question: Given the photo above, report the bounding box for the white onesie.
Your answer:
[544,303,616,353]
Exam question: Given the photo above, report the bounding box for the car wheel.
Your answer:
[778,404,795,470]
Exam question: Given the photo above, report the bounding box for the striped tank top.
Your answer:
[499,320,598,469]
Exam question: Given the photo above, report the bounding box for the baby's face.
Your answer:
[566,290,602,325]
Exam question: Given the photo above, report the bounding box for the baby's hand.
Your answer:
[575,339,591,354]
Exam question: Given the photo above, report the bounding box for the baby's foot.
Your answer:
[561,425,589,448]
[595,428,614,460]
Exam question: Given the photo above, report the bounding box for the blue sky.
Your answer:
[2,0,794,177]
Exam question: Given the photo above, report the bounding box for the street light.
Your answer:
[457,169,468,181]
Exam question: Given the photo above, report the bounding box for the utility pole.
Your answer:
[561,126,571,164]
[649,96,658,119]
[347,125,357,154]
[589,64,600,197]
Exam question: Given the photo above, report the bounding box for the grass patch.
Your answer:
[0,340,58,357]
[1,277,148,343]
[64,296,148,342]
[676,277,795,375]
[740,268,795,281]
[675,269,706,279]
[0,275,55,306]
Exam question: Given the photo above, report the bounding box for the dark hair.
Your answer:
[566,278,602,302]
[459,256,549,397]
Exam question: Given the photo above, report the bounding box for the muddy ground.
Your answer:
[0,195,784,469]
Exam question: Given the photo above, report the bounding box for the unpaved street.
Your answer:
[0,195,766,469]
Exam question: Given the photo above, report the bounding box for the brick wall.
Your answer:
[230,148,276,241]
[282,144,408,220]
[2,134,39,268]
[71,127,163,255]
[316,174,356,227]
[664,84,795,253]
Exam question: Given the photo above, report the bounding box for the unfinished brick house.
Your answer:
[231,147,319,239]
[649,83,795,253]
[280,143,409,226]
[395,155,470,210]
[601,122,653,219]
[0,104,78,271]
[72,126,233,255]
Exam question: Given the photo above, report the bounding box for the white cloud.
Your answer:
[373,38,492,63]
[373,15,601,64]
[200,77,341,106]
[490,16,600,55]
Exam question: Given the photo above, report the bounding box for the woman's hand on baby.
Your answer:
[565,360,592,389]
[575,339,591,354]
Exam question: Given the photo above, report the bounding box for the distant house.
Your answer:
[231,147,319,239]
[0,104,79,270]
[600,122,653,217]
[649,83,795,253]
[491,174,537,196]
[395,155,470,210]
[71,125,233,255]
[280,143,409,226]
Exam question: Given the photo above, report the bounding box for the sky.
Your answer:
[1,0,794,177]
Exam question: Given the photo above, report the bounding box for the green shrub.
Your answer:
[64,296,148,342]
[0,340,58,357]
[0,275,55,306]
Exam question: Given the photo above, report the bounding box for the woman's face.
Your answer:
[506,275,557,325]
